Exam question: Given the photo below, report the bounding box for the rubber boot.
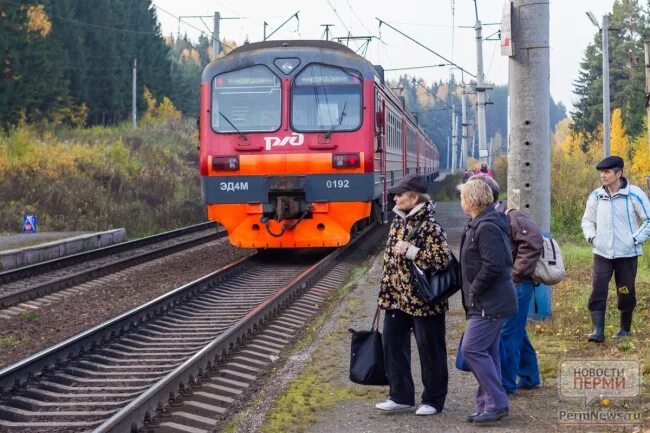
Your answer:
[587,311,605,343]
[612,311,632,338]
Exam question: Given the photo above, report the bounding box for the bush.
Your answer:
[0,119,203,237]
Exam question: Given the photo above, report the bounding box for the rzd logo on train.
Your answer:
[263,133,304,151]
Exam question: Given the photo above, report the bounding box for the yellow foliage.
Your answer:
[26,4,51,37]
[610,108,631,160]
[156,97,181,122]
[436,84,448,103]
[629,134,650,185]
[416,80,434,108]
[143,87,157,121]
[50,103,88,127]
[142,87,181,124]
[218,39,238,59]
[552,118,572,150]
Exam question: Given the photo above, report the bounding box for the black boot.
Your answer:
[587,311,605,343]
[612,311,632,338]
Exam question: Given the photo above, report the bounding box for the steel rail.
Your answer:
[0,222,218,285]
[92,225,377,433]
[0,255,251,395]
[0,224,224,309]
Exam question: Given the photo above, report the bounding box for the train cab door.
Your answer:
[374,91,387,223]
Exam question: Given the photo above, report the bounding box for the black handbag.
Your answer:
[406,220,461,304]
[348,308,389,386]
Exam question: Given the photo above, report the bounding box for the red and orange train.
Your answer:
[199,40,440,248]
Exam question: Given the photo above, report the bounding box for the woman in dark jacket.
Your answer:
[376,175,451,416]
[458,179,517,424]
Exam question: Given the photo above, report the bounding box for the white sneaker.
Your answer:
[415,404,438,416]
[375,399,413,412]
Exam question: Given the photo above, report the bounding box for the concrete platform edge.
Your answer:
[0,229,127,271]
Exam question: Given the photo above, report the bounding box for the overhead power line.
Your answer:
[384,64,449,71]
[154,5,235,52]
[376,18,476,79]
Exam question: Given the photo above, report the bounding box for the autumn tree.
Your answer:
[571,0,648,140]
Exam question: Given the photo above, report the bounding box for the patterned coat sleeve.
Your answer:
[410,220,451,272]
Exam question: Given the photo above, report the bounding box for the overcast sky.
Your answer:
[152,0,617,112]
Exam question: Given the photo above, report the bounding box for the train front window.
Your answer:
[292,64,362,133]
[212,65,281,133]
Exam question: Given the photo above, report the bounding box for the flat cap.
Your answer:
[596,155,624,170]
[388,174,427,194]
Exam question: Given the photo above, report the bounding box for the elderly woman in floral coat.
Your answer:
[375,174,451,416]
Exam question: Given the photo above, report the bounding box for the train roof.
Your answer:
[202,40,377,81]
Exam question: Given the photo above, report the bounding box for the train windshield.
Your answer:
[291,64,362,133]
[212,65,281,133]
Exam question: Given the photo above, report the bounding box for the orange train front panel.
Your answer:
[201,152,376,248]
[208,201,371,248]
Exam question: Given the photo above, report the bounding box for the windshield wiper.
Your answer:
[324,102,347,139]
[218,111,247,140]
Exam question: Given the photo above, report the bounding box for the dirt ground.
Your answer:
[233,202,647,433]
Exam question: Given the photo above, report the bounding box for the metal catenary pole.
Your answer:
[508,0,550,232]
[602,14,611,157]
[461,84,468,169]
[132,58,137,128]
[475,20,488,163]
[645,38,650,156]
[213,12,221,59]
[451,79,457,173]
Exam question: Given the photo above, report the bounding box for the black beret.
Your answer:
[596,155,624,170]
[388,174,428,194]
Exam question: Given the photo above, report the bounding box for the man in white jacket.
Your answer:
[581,155,650,343]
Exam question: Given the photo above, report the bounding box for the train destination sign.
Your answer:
[214,76,279,88]
[296,75,360,85]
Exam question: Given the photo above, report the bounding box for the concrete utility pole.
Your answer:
[213,12,221,59]
[508,0,551,232]
[644,38,650,155]
[461,84,468,169]
[132,58,137,129]
[602,15,611,157]
[451,80,457,173]
[586,11,611,157]
[474,19,488,162]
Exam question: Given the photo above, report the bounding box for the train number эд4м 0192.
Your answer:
[326,179,350,189]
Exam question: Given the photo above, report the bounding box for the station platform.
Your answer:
[239,201,566,433]
[0,229,127,272]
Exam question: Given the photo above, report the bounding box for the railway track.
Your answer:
[0,222,223,310]
[0,224,384,432]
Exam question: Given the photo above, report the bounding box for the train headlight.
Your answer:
[274,58,301,75]
[332,153,360,169]
[211,155,240,171]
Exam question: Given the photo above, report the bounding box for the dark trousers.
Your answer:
[382,309,448,411]
[461,317,509,412]
[589,255,637,312]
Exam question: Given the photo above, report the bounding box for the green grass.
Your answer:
[19,310,38,321]
[256,255,384,433]
[529,241,650,386]
[0,335,25,349]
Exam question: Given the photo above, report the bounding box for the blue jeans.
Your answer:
[500,279,541,393]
